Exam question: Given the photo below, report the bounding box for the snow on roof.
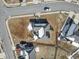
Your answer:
[58,37,61,40]
[68,11,75,18]
[20,50,29,59]
[27,23,33,31]
[38,27,44,38]
[24,50,29,59]
[73,14,79,24]
[72,42,79,47]
[35,47,40,53]
[66,37,75,41]
[33,34,38,41]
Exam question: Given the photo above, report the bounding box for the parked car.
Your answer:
[44,7,51,11]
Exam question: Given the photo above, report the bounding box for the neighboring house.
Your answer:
[58,17,77,40]
[58,13,79,47]
[16,41,35,59]
[58,13,79,59]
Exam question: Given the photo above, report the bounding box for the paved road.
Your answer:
[0,8,15,59]
[4,2,79,16]
[0,0,79,59]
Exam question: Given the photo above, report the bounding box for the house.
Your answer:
[58,14,79,47]
[58,17,77,40]
[16,41,35,59]
[27,18,51,40]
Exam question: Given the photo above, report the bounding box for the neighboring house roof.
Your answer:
[16,42,34,59]
[58,17,76,39]
[38,27,44,38]
[58,16,79,47]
